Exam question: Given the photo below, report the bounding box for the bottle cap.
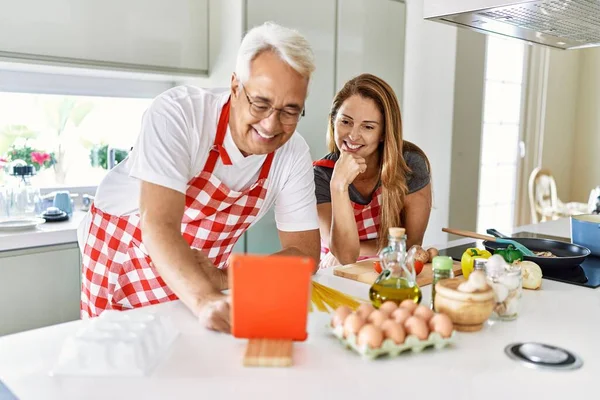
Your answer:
[388,227,406,238]
[474,258,488,270]
[432,256,453,271]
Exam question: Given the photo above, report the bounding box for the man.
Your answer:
[78,22,320,333]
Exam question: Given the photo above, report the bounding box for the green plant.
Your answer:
[5,144,56,171]
[89,144,128,169]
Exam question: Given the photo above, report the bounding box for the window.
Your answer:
[0,68,173,188]
[476,36,527,233]
[0,92,151,187]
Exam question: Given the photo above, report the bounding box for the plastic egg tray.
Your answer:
[51,310,179,377]
[329,325,455,360]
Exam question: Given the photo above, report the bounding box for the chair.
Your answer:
[528,167,588,223]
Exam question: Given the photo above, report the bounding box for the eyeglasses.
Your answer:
[241,84,305,125]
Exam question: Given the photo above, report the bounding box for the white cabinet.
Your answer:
[0,244,81,336]
[0,0,209,75]
[336,0,406,107]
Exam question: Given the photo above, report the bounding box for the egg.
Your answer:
[378,301,398,315]
[381,319,406,345]
[343,313,365,338]
[367,310,388,327]
[413,305,434,323]
[380,319,395,331]
[391,307,412,325]
[399,299,418,313]
[404,316,430,340]
[331,305,352,327]
[356,303,376,320]
[429,313,453,338]
[357,324,384,349]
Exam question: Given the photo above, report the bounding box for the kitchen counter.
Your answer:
[0,218,598,400]
[0,211,87,252]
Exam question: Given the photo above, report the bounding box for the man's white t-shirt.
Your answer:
[78,86,318,248]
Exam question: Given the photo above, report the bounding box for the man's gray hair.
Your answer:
[235,22,315,83]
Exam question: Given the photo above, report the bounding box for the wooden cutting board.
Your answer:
[333,258,463,286]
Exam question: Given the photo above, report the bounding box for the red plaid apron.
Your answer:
[313,159,382,263]
[81,99,274,317]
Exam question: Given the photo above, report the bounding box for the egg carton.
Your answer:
[329,325,456,360]
[51,310,179,377]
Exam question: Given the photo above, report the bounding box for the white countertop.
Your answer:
[0,211,87,252]
[1,218,597,400]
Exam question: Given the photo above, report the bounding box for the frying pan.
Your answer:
[442,228,591,271]
[483,229,590,270]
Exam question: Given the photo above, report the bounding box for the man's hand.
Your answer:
[192,248,228,291]
[197,293,231,333]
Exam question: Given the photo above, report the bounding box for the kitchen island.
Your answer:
[0,218,597,400]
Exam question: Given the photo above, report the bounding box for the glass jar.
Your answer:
[431,256,454,311]
[486,264,523,321]
[0,185,8,219]
[7,161,40,218]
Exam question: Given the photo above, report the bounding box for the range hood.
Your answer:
[424,0,600,50]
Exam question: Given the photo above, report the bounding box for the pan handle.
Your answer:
[486,229,510,239]
[442,228,497,242]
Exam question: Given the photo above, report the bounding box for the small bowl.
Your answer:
[434,277,495,332]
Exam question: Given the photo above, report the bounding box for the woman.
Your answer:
[313,73,432,268]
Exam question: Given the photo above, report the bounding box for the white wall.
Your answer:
[539,48,580,202]
[448,29,486,235]
[534,46,600,205]
[571,47,600,202]
[403,0,458,246]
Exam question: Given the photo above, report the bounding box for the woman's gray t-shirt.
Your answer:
[313,151,430,205]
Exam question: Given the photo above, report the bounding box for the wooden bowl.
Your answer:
[434,277,495,332]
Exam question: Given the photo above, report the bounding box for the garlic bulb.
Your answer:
[457,270,489,293]
[485,254,509,277]
[468,270,489,291]
[517,261,543,290]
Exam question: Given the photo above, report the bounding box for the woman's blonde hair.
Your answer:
[327,73,431,251]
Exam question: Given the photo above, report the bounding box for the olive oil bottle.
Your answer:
[369,227,422,307]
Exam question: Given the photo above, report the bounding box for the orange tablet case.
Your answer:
[229,254,314,341]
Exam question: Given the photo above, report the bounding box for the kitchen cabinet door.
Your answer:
[336,0,406,108]
[0,0,209,76]
[245,0,336,161]
[243,0,336,255]
[0,244,81,336]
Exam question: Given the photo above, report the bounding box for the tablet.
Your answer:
[229,254,314,341]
